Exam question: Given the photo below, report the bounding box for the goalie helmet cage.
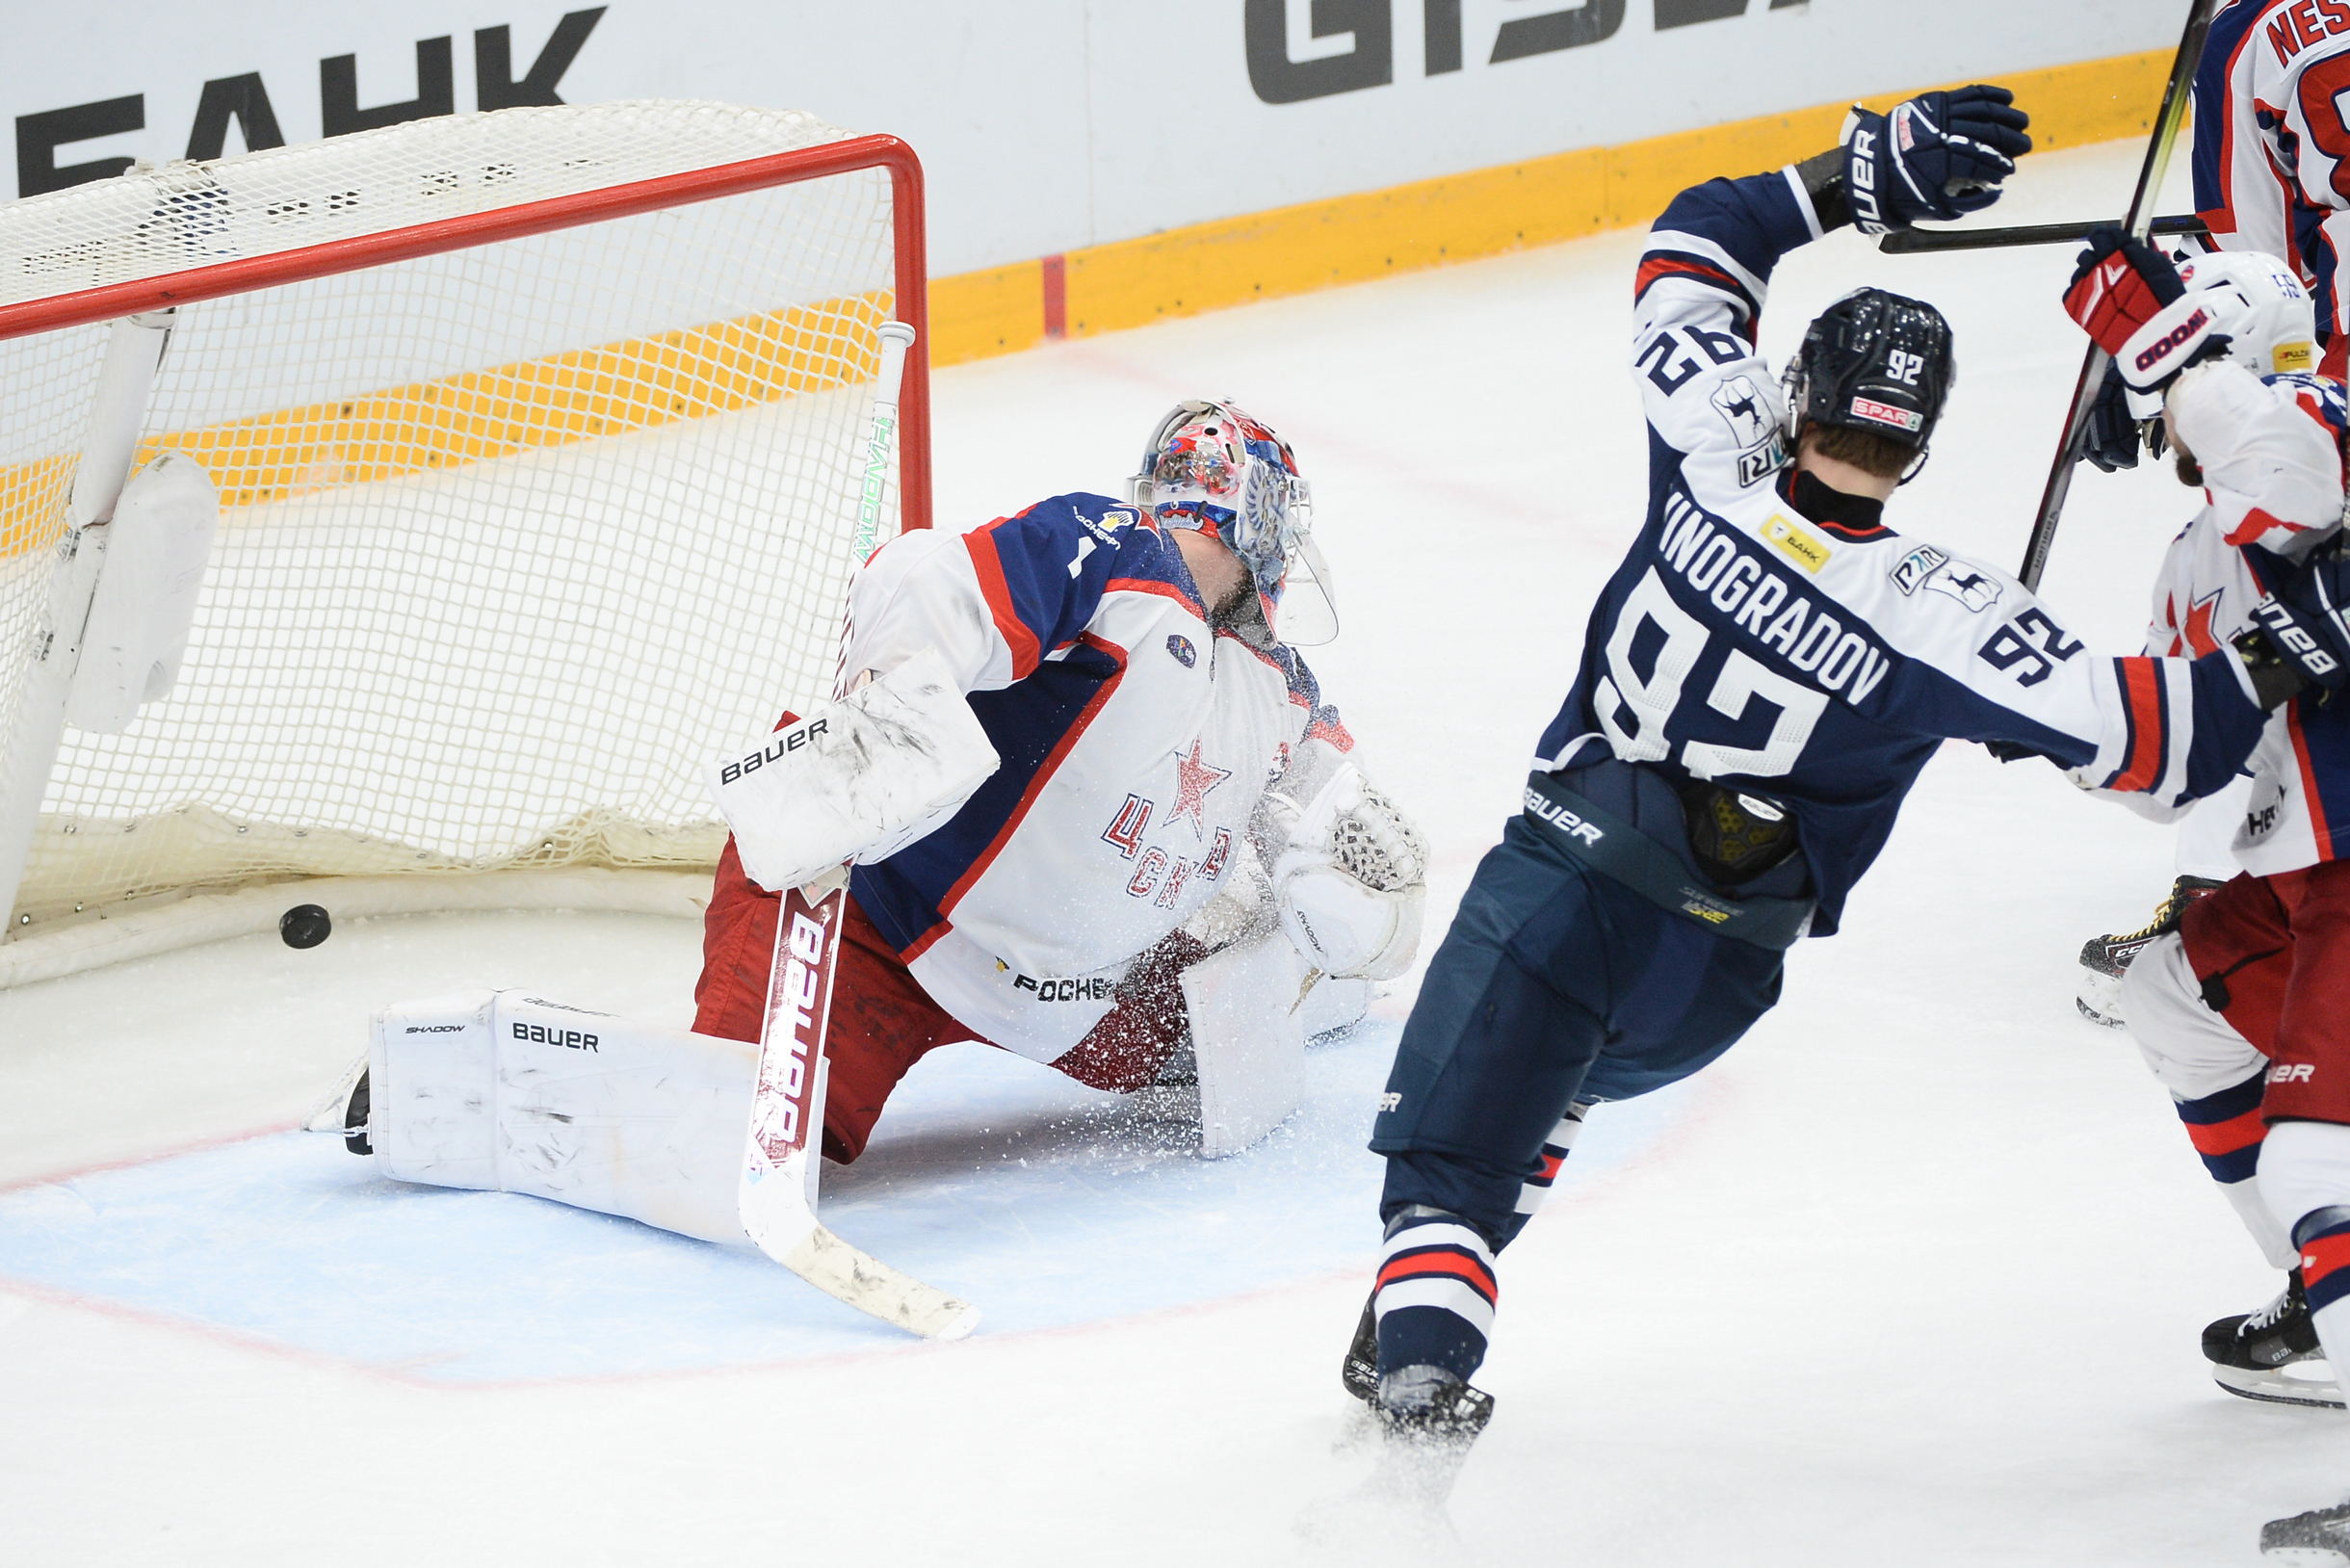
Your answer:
[0,101,930,980]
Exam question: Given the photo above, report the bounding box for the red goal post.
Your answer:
[0,103,933,983]
[0,132,933,531]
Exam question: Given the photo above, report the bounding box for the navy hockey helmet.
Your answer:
[1783,287,1956,471]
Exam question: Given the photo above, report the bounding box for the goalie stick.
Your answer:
[1877,214,2207,255]
[735,320,980,1342]
[2016,0,2214,591]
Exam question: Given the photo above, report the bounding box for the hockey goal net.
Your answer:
[0,101,928,973]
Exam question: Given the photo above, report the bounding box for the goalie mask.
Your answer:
[1124,400,1338,646]
[1783,287,1955,476]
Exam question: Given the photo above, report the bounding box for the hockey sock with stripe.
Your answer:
[1372,1208,1500,1386]
[2262,1120,2350,1376]
[2175,1071,2297,1267]
[2176,1070,2268,1184]
[1514,1103,1590,1220]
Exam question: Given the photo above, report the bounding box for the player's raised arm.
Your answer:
[1633,86,2030,469]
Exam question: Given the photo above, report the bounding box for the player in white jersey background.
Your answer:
[2061,219,2350,1559]
[2058,234,2350,1412]
[2073,249,2326,1030]
[2072,0,2350,1021]
[692,403,1428,1163]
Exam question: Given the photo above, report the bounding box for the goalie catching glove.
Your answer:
[1266,763,1427,980]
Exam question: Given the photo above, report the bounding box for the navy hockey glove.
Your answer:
[2064,227,2232,393]
[2077,361,2145,473]
[2237,585,2350,710]
[1842,84,2032,234]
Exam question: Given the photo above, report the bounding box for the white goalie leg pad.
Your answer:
[706,645,1001,894]
[1279,866,1423,980]
[1183,930,1311,1159]
[1299,972,1371,1038]
[370,989,757,1246]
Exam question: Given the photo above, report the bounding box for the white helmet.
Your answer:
[2172,248,2318,378]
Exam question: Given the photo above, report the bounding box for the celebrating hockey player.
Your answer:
[1339,86,2333,1481]
[2067,231,2350,1558]
[2061,238,2350,1408]
[2071,0,2350,1023]
[690,401,1425,1163]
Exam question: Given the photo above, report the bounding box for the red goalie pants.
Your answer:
[693,835,1196,1163]
[2180,859,2350,1125]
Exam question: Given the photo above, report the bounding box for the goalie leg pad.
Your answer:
[1183,929,1312,1159]
[371,989,758,1246]
[1279,863,1423,980]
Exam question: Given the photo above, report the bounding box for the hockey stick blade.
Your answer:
[784,1224,980,1340]
[740,877,980,1341]
[2017,0,2214,590]
[1878,214,2206,254]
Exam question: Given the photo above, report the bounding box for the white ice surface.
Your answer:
[4,138,2345,1564]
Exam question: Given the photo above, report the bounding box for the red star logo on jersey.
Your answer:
[2182,588,2225,658]
[1168,738,1232,839]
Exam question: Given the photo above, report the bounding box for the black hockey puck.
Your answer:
[279,903,332,949]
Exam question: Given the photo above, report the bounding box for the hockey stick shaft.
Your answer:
[1878,214,2206,254]
[739,317,979,1340]
[742,880,980,1340]
[2016,0,2213,591]
[851,321,918,568]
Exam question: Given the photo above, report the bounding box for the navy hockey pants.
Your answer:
[1364,800,1791,1384]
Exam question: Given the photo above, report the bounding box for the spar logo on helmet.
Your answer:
[1849,396,1923,432]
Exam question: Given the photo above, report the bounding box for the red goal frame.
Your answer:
[0,132,933,533]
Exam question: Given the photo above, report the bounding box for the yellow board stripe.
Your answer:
[925,46,2180,366]
[1,289,892,559]
[0,46,2172,555]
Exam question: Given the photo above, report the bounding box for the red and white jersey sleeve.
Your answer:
[2139,365,2349,871]
[839,493,1352,1061]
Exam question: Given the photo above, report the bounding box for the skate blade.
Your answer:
[300,1049,369,1134]
[2261,1550,2346,1565]
[2215,1360,2345,1410]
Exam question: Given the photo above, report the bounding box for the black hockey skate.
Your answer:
[2076,875,2223,1028]
[1343,1295,1378,1403]
[2261,1500,2350,1562]
[2205,1269,2342,1409]
[343,1068,372,1156]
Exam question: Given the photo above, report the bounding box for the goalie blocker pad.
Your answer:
[707,646,1000,894]
[369,989,756,1245]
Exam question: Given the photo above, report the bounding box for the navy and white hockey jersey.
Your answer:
[1534,170,2274,936]
[840,495,1348,1061]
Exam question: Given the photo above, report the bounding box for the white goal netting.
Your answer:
[0,101,917,938]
